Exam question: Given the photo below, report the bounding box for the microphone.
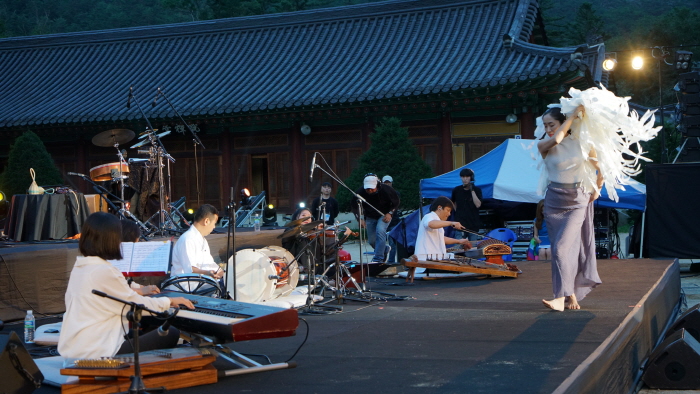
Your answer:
[126,86,133,109]
[157,307,179,337]
[121,149,128,158]
[309,152,316,182]
[91,289,107,297]
[67,172,86,177]
[152,87,161,108]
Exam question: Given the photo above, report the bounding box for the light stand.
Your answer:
[91,289,174,394]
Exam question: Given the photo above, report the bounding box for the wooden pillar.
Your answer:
[290,121,304,207]
[440,112,453,173]
[520,111,536,139]
[362,116,374,151]
[220,129,233,205]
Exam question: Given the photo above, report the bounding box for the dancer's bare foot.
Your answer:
[542,297,565,312]
[565,294,581,310]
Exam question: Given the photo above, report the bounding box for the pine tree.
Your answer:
[336,117,434,212]
[0,130,64,197]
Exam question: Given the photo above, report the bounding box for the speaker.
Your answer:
[666,303,700,341]
[0,331,44,394]
[642,329,700,389]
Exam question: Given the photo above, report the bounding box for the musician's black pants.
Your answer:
[116,327,181,354]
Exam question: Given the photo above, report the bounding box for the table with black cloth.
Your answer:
[4,193,90,242]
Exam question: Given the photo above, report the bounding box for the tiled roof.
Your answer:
[0,0,604,128]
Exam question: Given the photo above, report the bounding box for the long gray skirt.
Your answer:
[544,186,601,300]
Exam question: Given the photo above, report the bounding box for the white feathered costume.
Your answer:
[536,86,661,201]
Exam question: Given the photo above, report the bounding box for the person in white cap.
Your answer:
[351,174,400,263]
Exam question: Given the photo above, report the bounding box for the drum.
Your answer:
[230,249,278,303]
[256,245,299,298]
[90,162,130,182]
[161,274,223,298]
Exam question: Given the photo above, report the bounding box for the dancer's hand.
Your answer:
[589,189,600,203]
[576,105,585,119]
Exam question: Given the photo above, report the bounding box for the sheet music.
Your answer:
[109,241,171,274]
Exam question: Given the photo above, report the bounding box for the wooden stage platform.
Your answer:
[5,258,679,394]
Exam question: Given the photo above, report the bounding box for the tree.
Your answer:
[0,131,63,197]
[336,117,434,212]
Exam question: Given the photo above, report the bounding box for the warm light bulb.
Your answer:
[268,204,274,209]
[602,58,617,71]
[631,56,644,70]
[187,208,194,214]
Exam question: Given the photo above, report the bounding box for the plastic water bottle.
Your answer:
[24,310,35,344]
[253,214,261,232]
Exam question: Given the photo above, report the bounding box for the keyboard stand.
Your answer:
[182,332,297,376]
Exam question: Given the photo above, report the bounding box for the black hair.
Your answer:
[120,220,141,242]
[79,212,123,260]
[459,168,475,182]
[540,107,571,139]
[535,199,545,230]
[290,207,312,222]
[430,196,455,212]
[321,182,332,187]
[194,204,219,223]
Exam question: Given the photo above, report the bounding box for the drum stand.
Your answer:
[294,234,341,315]
[317,244,370,305]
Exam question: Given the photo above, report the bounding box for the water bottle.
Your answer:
[253,214,261,232]
[24,310,35,344]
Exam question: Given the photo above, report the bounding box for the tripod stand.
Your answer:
[292,232,341,314]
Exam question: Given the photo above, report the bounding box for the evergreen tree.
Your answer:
[0,130,63,197]
[336,117,433,212]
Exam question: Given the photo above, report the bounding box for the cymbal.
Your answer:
[276,220,324,239]
[92,129,135,147]
[286,217,323,228]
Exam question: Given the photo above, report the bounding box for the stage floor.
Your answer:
[17,258,679,394]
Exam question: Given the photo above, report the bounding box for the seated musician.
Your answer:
[415,196,472,259]
[120,220,160,296]
[58,212,194,360]
[170,204,223,279]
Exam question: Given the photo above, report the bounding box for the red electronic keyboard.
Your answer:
[155,292,298,343]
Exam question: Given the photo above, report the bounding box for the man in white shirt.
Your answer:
[415,196,472,260]
[170,204,223,279]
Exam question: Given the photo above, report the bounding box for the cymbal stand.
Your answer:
[113,139,128,212]
[317,228,370,304]
[293,234,341,315]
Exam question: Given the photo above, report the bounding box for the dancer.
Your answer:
[538,105,602,311]
[537,87,659,312]
[58,212,194,360]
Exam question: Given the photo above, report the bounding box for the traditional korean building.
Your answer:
[0,0,606,212]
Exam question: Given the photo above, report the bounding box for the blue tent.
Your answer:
[419,139,646,211]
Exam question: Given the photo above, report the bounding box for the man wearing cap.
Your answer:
[351,174,400,263]
[311,182,340,225]
[382,175,400,263]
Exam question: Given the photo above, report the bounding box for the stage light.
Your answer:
[0,190,5,202]
[602,58,617,71]
[263,204,277,226]
[676,50,693,71]
[240,188,251,206]
[299,202,305,208]
[505,113,517,123]
[0,191,8,219]
[632,56,644,70]
[187,208,194,214]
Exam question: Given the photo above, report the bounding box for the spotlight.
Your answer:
[263,204,277,226]
[602,58,617,71]
[240,188,251,207]
[0,191,8,219]
[299,202,306,208]
[676,50,693,71]
[183,208,195,223]
[505,113,517,123]
[632,56,644,70]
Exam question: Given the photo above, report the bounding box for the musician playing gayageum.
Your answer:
[415,196,472,259]
[170,204,223,279]
[58,213,194,360]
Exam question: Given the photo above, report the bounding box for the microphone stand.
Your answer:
[224,187,237,300]
[310,157,398,301]
[91,289,171,394]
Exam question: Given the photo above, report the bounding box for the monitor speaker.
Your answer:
[0,331,44,394]
[666,303,700,341]
[642,329,700,389]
